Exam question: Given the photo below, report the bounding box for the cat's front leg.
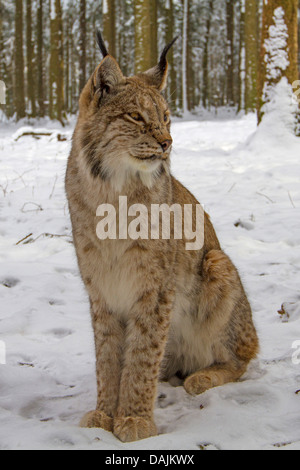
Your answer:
[80,298,124,431]
[114,288,174,442]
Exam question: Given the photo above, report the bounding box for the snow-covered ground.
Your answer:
[0,111,300,450]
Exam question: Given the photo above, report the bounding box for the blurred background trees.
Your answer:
[0,0,299,124]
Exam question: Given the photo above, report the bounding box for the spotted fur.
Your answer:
[65,36,259,443]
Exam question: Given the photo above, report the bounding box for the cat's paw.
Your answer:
[184,372,212,396]
[113,416,157,442]
[79,410,113,432]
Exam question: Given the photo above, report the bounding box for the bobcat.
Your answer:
[65,32,259,442]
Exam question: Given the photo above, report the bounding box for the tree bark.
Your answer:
[103,0,116,58]
[226,0,235,107]
[165,0,177,113]
[14,0,26,120]
[49,0,64,124]
[37,0,45,117]
[134,0,152,73]
[244,0,259,113]
[79,0,87,93]
[202,0,214,109]
[26,0,36,117]
[258,0,299,122]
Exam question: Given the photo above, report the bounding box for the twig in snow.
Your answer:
[0,181,8,197]
[277,304,290,323]
[49,175,58,199]
[228,183,236,193]
[12,169,34,188]
[256,192,275,204]
[288,191,296,208]
[30,232,73,244]
[14,131,67,142]
[16,233,33,245]
[21,202,43,213]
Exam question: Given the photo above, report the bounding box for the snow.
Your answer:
[0,111,300,450]
[264,7,289,80]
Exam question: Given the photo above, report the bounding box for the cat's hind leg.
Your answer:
[183,362,247,395]
[183,249,258,396]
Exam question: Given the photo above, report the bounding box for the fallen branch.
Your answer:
[288,191,296,208]
[16,233,33,245]
[49,175,58,200]
[21,202,43,213]
[14,131,67,142]
[256,192,275,204]
[30,232,73,244]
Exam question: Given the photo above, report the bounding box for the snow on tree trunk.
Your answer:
[258,0,299,133]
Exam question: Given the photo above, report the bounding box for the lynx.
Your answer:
[65,32,259,443]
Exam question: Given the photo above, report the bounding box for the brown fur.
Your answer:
[65,49,259,442]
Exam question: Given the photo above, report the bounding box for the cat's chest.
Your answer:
[96,239,148,321]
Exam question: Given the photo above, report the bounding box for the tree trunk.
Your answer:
[26,0,36,117]
[49,0,64,124]
[37,0,45,117]
[79,0,87,93]
[0,0,6,91]
[258,0,299,123]
[165,0,177,113]
[226,0,235,107]
[134,0,152,73]
[182,0,188,114]
[237,0,245,112]
[202,0,214,109]
[244,0,259,113]
[14,0,26,120]
[103,0,116,58]
[185,0,195,111]
[149,0,158,66]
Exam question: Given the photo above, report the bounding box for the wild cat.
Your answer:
[65,32,258,442]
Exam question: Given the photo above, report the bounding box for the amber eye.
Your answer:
[129,112,143,122]
[164,113,169,123]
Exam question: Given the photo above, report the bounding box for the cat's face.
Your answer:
[77,37,177,190]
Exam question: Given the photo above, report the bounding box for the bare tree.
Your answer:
[14,0,25,120]
[26,0,36,117]
[258,0,299,124]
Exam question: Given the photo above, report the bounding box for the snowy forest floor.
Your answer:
[0,112,300,450]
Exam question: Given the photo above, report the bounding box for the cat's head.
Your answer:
[77,32,178,190]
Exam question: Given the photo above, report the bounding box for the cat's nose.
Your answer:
[160,139,172,153]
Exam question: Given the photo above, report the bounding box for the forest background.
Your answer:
[0,0,299,128]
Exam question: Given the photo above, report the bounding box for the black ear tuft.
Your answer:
[158,36,179,73]
[142,36,179,91]
[96,30,109,58]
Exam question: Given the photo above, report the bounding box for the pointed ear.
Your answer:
[92,55,124,96]
[79,32,124,115]
[143,36,179,91]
